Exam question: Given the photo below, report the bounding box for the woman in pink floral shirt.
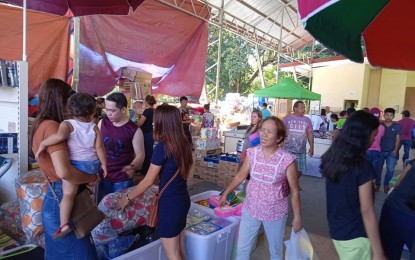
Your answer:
[220,116,302,260]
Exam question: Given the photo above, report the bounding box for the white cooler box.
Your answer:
[115,202,239,260]
[113,239,167,260]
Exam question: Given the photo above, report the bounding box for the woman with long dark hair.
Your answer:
[320,110,386,260]
[31,78,98,259]
[117,104,193,260]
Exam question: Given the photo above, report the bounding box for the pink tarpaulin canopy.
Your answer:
[79,0,209,97]
[3,0,144,16]
[0,0,209,98]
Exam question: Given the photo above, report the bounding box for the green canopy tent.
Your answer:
[253,78,321,101]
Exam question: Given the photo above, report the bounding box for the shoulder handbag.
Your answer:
[43,175,104,239]
[147,169,180,228]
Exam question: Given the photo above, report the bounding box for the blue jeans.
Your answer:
[237,207,287,260]
[366,150,382,187]
[97,178,134,202]
[396,140,412,164]
[379,204,415,260]
[380,151,396,186]
[71,159,100,175]
[43,182,97,260]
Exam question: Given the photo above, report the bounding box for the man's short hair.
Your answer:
[346,107,356,116]
[293,100,304,108]
[262,103,268,107]
[401,110,410,117]
[106,92,127,109]
[180,96,188,102]
[384,107,395,115]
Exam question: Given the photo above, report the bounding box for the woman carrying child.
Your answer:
[35,92,107,239]
[220,116,302,260]
[31,79,98,259]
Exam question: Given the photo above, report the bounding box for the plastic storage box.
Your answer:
[185,204,239,260]
[113,239,167,260]
[114,202,239,260]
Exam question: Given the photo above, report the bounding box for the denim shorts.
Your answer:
[71,159,100,175]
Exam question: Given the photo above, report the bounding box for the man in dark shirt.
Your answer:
[178,96,192,147]
[380,108,402,193]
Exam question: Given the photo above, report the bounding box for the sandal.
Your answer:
[384,185,390,194]
[54,223,73,240]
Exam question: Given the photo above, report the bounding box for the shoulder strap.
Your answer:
[158,168,180,199]
[39,171,61,206]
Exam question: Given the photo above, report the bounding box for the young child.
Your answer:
[321,110,386,260]
[35,92,107,239]
[220,116,302,259]
[380,108,401,193]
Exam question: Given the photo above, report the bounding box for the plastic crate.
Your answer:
[185,204,239,260]
[191,190,221,210]
[190,190,260,258]
[113,239,167,260]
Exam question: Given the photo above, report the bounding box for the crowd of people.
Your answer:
[30,78,414,259]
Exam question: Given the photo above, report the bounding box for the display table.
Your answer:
[305,138,332,177]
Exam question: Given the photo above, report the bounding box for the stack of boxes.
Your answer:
[218,154,240,187]
[193,127,241,187]
[194,127,221,181]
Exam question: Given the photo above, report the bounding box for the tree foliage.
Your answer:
[205,25,339,101]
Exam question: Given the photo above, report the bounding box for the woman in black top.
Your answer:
[136,95,156,175]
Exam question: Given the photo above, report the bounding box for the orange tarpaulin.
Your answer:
[0,5,70,97]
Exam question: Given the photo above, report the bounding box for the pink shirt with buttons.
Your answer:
[244,146,296,221]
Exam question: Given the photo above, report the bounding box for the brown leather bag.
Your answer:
[70,188,104,238]
[147,169,180,228]
[44,176,104,239]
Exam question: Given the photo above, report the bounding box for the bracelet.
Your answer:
[126,193,132,202]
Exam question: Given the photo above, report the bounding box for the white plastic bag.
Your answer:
[284,228,318,260]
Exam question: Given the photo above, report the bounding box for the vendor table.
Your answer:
[305,138,332,177]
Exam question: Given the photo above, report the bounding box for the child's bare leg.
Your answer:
[60,180,78,230]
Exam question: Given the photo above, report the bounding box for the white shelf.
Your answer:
[0,60,28,203]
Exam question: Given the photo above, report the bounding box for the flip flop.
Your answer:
[54,223,73,240]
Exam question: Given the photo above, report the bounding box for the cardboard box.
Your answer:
[121,67,152,100]
[195,148,222,158]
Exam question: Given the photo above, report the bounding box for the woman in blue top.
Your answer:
[117,104,193,260]
[320,110,386,260]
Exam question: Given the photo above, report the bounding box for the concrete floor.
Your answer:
[187,159,411,260]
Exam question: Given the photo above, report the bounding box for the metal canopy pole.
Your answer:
[22,0,27,61]
[275,6,284,83]
[255,43,266,88]
[73,17,80,92]
[215,0,224,106]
